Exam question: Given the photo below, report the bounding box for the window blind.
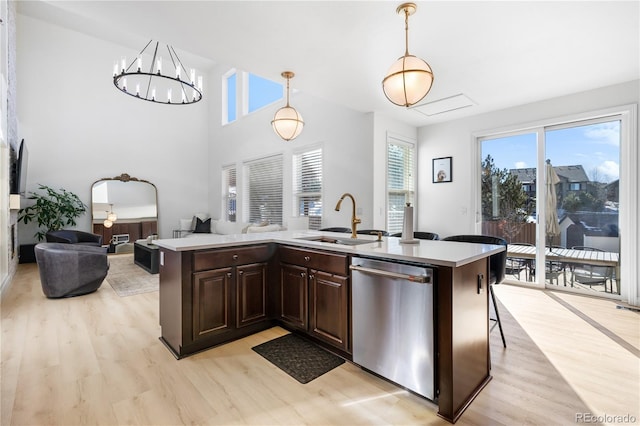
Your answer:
[244,155,283,225]
[293,148,323,230]
[222,166,237,222]
[387,140,415,234]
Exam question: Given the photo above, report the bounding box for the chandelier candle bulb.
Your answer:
[135,83,140,96]
[181,91,186,103]
[136,57,142,72]
[152,87,156,100]
[113,63,118,77]
[156,57,162,74]
[121,57,126,73]
[190,69,195,84]
[167,88,172,103]
[197,76,203,91]
[176,66,181,79]
[122,78,127,91]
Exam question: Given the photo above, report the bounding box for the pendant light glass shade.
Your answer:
[272,71,304,141]
[382,3,434,107]
[107,212,117,222]
[103,219,113,228]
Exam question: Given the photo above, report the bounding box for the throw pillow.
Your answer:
[193,217,211,233]
[180,219,193,231]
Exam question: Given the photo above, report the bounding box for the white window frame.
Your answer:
[243,154,284,225]
[386,136,417,235]
[222,165,237,222]
[293,145,323,230]
[222,68,237,125]
[472,104,637,305]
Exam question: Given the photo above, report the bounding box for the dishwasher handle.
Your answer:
[350,264,431,284]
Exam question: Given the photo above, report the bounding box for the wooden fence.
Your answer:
[480,221,559,245]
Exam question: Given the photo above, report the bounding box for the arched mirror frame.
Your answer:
[90,173,159,245]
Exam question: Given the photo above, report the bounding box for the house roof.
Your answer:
[509,165,589,184]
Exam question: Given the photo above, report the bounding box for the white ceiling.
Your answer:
[18,1,640,127]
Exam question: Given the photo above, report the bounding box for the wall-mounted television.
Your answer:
[10,139,28,195]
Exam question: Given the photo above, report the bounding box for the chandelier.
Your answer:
[271,71,304,141]
[382,3,434,107]
[113,40,203,105]
[104,204,117,228]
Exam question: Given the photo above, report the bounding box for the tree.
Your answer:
[482,155,530,242]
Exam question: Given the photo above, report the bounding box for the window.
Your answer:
[569,183,581,191]
[223,70,282,123]
[224,71,237,124]
[387,139,416,234]
[293,147,323,230]
[247,73,283,113]
[244,155,283,225]
[222,166,237,222]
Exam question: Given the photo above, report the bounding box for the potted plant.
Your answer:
[18,184,87,241]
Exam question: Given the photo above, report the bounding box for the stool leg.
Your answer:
[490,284,507,348]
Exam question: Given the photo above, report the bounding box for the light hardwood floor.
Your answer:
[2,263,639,425]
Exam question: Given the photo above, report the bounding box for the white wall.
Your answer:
[16,15,210,242]
[208,65,375,230]
[418,80,639,305]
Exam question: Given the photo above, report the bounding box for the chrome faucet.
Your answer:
[335,193,361,239]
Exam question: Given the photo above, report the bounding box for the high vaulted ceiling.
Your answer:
[18,1,640,127]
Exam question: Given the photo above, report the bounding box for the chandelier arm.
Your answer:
[168,45,189,79]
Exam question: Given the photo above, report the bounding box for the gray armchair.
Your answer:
[46,230,103,246]
[34,243,109,298]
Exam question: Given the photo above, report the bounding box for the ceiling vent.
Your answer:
[411,93,475,117]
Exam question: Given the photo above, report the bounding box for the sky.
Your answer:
[481,120,621,183]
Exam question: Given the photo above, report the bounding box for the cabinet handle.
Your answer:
[238,270,244,275]
[309,274,314,280]
[300,272,306,278]
[304,256,311,262]
[232,254,239,260]
[227,273,232,278]
[477,273,484,294]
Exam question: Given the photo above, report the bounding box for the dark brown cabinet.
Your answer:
[309,270,349,351]
[193,267,233,341]
[236,263,268,328]
[280,263,308,330]
[278,246,350,353]
[159,244,274,358]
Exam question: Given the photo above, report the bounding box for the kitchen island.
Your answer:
[152,230,504,423]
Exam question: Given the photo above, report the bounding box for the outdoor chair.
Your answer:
[506,242,533,281]
[442,235,507,348]
[569,246,614,292]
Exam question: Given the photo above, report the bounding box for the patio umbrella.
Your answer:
[545,159,561,245]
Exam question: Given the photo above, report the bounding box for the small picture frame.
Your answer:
[433,156,452,183]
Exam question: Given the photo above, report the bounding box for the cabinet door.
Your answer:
[309,270,349,351]
[236,263,268,328]
[193,267,233,341]
[280,263,308,330]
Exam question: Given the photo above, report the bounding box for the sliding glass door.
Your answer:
[479,117,622,297]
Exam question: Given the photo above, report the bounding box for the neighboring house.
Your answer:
[509,165,591,206]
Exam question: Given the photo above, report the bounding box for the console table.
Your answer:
[134,241,160,274]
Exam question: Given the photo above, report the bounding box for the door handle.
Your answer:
[477,273,484,294]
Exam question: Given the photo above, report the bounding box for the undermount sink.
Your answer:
[295,236,376,246]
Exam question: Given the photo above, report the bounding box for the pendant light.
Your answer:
[107,204,117,222]
[271,71,304,141]
[382,2,434,107]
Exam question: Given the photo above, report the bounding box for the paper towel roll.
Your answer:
[400,203,419,244]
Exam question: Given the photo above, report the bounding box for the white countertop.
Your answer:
[151,230,505,268]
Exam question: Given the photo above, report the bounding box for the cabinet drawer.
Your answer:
[193,245,272,272]
[279,246,348,276]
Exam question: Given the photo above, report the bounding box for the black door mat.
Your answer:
[252,333,345,384]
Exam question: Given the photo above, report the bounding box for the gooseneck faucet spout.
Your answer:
[335,193,361,239]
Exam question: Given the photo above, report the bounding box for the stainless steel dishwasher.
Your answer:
[350,257,435,401]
